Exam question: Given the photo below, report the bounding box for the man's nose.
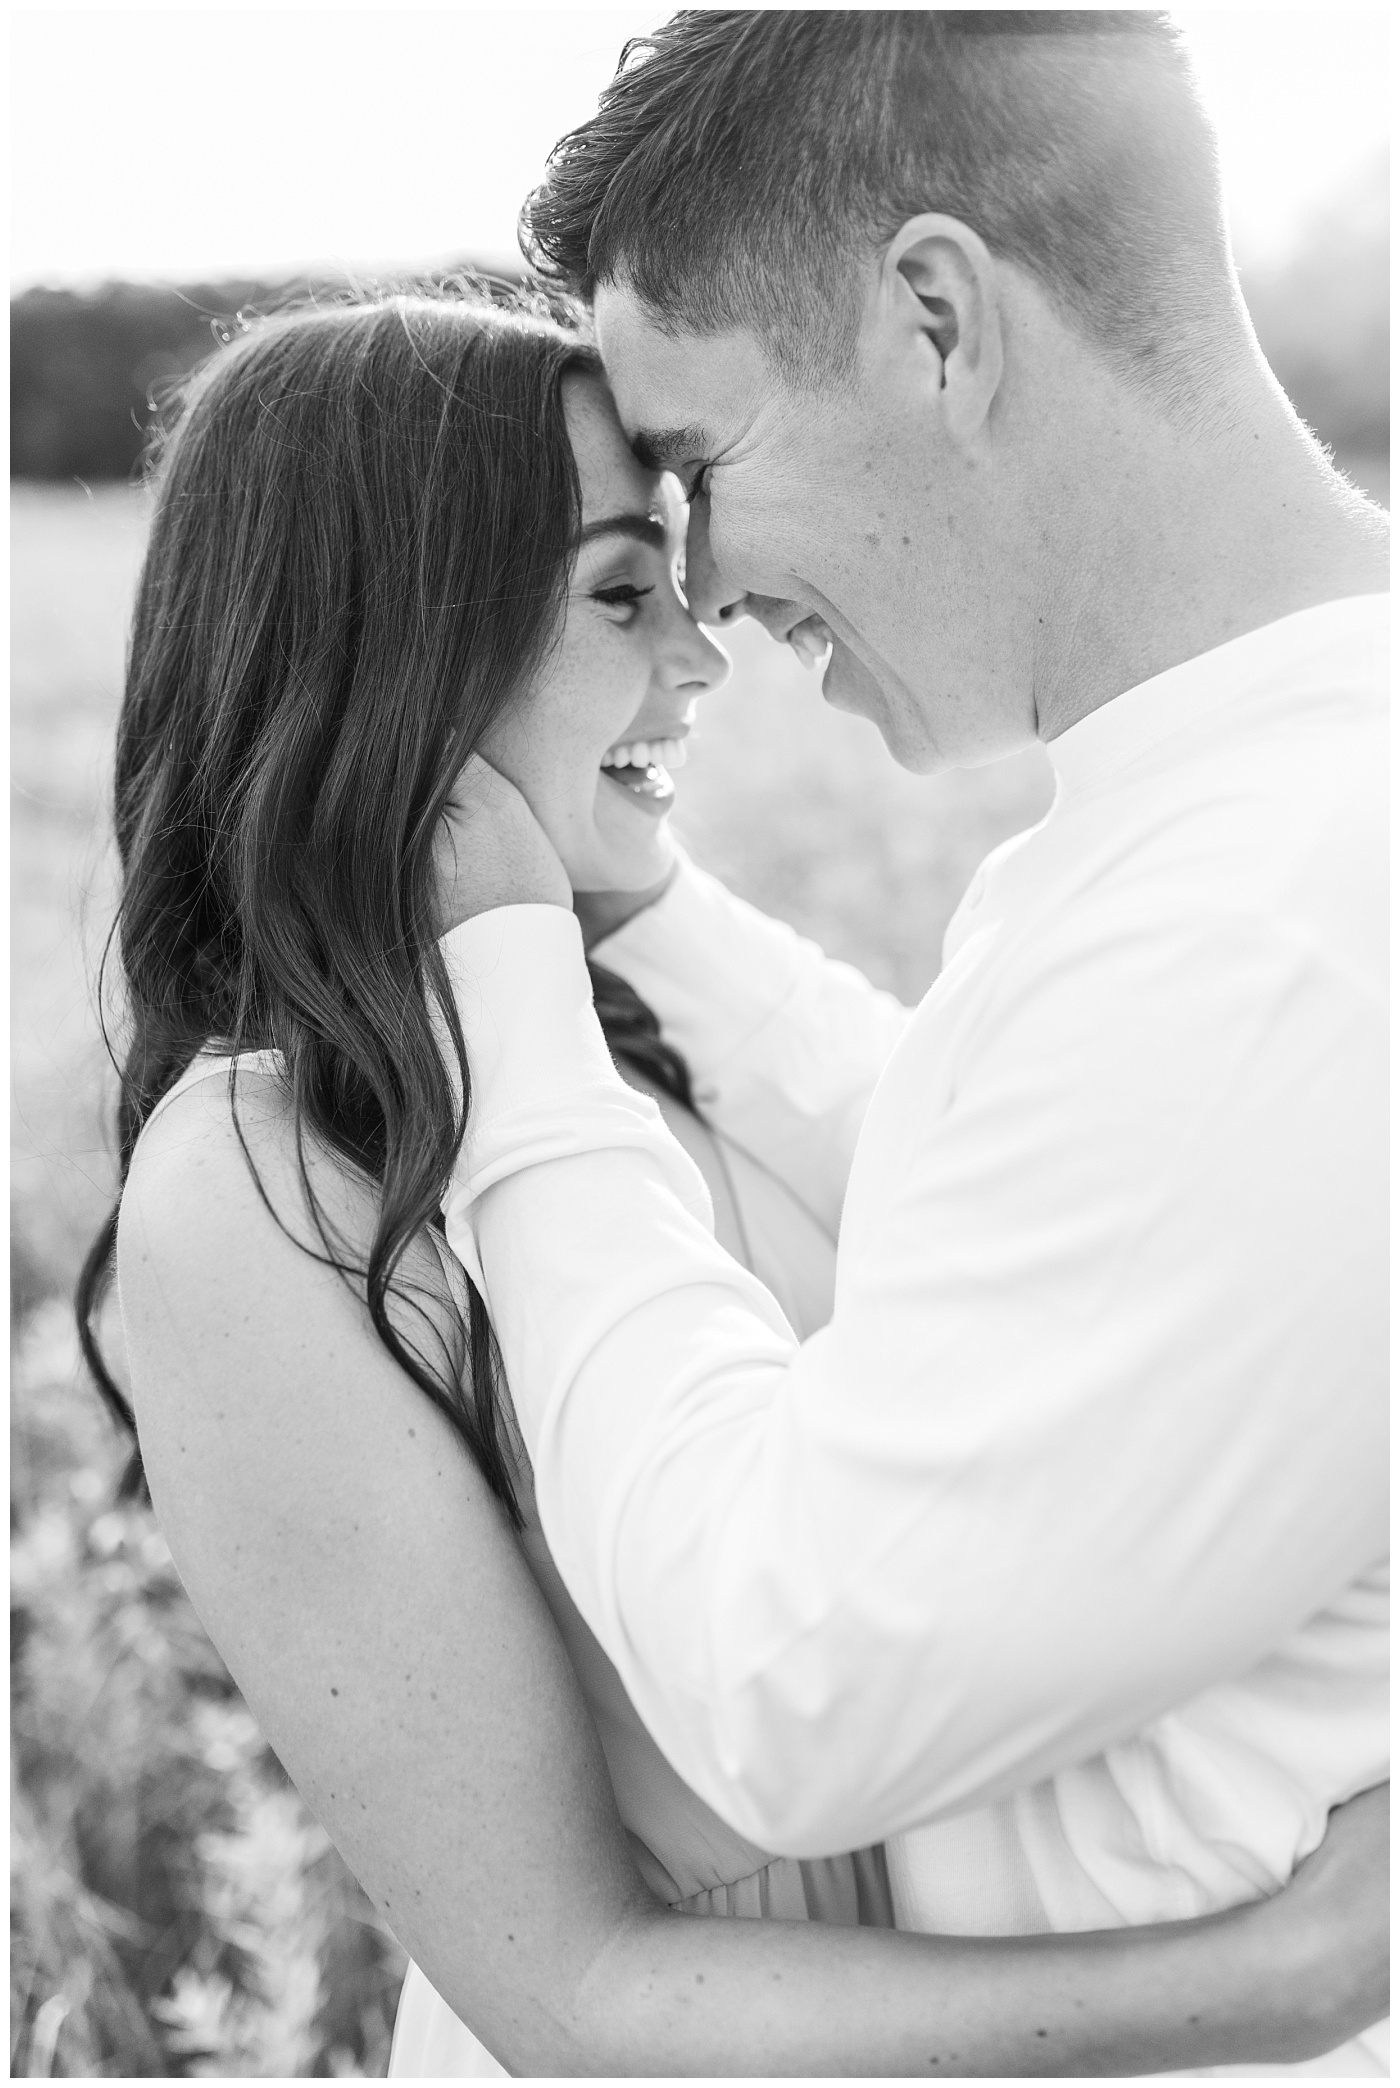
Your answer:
[682,497,749,627]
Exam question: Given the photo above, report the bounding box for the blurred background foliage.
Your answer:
[9,135,1389,2082]
[12,1308,407,2077]
[10,150,1389,484]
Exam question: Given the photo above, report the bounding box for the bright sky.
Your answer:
[9,5,1391,290]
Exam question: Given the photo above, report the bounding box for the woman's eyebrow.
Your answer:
[576,512,669,549]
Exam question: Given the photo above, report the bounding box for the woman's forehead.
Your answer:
[565,370,665,522]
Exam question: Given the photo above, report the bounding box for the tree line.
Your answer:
[10,158,1388,479]
[10,264,524,481]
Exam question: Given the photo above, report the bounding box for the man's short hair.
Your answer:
[523,10,1234,392]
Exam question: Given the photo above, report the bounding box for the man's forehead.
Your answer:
[593,280,764,444]
[593,288,694,431]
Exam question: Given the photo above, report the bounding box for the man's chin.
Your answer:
[822,640,949,774]
[821,639,900,736]
[820,635,876,715]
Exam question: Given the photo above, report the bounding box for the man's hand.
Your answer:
[435,757,571,933]
[573,863,681,952]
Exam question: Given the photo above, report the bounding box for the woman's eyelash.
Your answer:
[684,466,710,504]
[591,583,655,609]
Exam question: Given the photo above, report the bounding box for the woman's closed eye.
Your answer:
[591,582,655,622]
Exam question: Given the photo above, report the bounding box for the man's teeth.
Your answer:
[600,738,687,770]
[788,617,834,670]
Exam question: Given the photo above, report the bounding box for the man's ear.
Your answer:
[881,213,1004,444]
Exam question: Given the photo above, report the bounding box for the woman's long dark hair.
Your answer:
[76,286,695,1523]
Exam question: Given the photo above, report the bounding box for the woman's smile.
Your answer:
[597,707,696,816]
[482,372,730,888]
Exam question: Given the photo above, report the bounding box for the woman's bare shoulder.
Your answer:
[110,1071,652,2063]
[118,1066,463,1404]
[123,1064,370,1273]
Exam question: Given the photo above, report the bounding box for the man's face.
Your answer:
[594,281,1038,774]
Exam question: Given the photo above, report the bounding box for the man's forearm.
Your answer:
[595,851,910,1231]
[441,902,1383,1855]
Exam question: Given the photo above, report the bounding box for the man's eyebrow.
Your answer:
[576,512,669,549]
[630,425,710,472]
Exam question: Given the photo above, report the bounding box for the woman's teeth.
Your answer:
[600,738,687,771]
[788,616,834,670]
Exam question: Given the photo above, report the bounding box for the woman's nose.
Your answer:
[682,497,749,627]
[668,612,732,696]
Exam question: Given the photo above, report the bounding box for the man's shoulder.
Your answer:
[1050,666,1386,977]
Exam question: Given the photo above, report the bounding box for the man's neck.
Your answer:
[1031,359,1389,743]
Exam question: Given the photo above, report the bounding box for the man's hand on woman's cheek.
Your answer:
[435,757,572,933]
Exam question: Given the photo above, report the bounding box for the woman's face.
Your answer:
[480,371,732,893]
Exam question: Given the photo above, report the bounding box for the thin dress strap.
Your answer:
[142,1049,285,1137]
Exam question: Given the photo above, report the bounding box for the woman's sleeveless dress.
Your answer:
[145,1051,891,2079]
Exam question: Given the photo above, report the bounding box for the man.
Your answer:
[442,12,1388,2067]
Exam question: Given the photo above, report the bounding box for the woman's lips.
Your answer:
[597,732,685,819]
[598,763,675,817]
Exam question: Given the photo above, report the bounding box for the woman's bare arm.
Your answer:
[574,1786,1386,2076]
[117,1073,1385,2078]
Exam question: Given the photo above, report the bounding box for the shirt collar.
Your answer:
[1044,594,1388,797]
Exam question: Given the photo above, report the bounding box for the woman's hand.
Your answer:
[435,755,571,932]
[1248,1781,1389,2050]
[1040,1779,1389,2074]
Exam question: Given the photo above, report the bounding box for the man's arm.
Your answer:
[442,898,1385,1856]
[593,851,911,1233]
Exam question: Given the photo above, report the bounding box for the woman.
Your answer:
[81,288,1386,2077]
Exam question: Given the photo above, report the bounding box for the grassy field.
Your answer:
[9,457,1387,2075]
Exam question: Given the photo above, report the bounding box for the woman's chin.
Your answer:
[580,831,674,893]
[579,778,676,891]
[564,836,674,895]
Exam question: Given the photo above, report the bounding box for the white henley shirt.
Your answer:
[440,597,1387,2055]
